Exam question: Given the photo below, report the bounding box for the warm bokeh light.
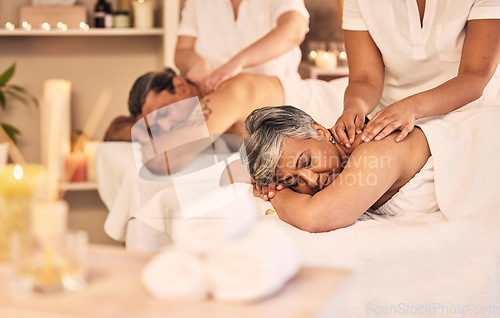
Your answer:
[13,165,23,180]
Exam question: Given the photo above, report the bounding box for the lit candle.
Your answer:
[0,164,46,261]
[5,22,15,31]
[41,22,51,31]
[132,0,154,28]
[315,50,337,69]
[65,152,87,183]
[21,21,31,31]
[79,22,89,31]
[57,22,68,32]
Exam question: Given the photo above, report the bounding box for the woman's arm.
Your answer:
[174,36,212,84]
[331,30,385,148]
[202,11,307,93]
[362,19,500,143]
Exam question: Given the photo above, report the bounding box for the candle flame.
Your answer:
[13,165,23,180]
[309,50,317,59]
[322,52,330,59]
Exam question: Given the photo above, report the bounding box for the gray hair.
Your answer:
[240,105,320,185]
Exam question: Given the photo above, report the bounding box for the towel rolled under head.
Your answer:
[141,247,209,301]
[171,188,257,255]
[207,219,300,302]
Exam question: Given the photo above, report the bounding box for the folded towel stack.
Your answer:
[207,219,299,302]
[141,185,300,302]
[141,248,209,301]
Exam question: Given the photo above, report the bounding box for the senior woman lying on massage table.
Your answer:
[237,105,435,233]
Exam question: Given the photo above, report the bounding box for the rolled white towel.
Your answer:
[171,186,257,255]
[207,219,300,302]
[141,248,209,301]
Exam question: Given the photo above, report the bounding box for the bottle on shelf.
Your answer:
[94,0,113,28]
[94,0,106,28]
[104,1,114,28]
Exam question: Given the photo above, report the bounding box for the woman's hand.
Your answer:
[252,182,285,201]
[361,100,417,143]
[330,109,365,148]
[202,59,243,95]
[185,57,212,86]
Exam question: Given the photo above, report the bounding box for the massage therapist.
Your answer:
[332,0,500,147]
[174,0,309,94]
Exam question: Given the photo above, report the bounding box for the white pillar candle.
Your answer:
[132,0,154,28]
[315,50,337,69]
[40,79,71,201]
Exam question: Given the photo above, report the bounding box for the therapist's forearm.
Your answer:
[343,80,383,116]
[412,19,500,119]
[230,13,306,69]
[410,71,496,119]
[175,49,206,74]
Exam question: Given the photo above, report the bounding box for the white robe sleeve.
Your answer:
[177,0,198,37]
[468,0,500,20]
[342,0,368,31]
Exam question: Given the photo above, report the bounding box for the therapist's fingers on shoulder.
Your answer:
[355,115,365,135]
[362,119,387,142]
[332,123,348,146]
[395,125,413,142]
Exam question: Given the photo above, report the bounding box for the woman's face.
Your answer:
[275,123,344,195]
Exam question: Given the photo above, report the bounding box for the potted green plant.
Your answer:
[0,62,38,144]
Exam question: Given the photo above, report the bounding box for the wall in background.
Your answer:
[0,0,164,163]
[302,0,343,58]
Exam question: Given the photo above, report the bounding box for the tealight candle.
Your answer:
[5,22,15,31]
[79,22,89,31]
[41,22,51,31]
[57,22,67,32]
[0,164,46,261]
[315,50,337,69]
[21,21,31,31]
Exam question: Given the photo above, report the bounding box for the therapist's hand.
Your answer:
[361,100,416,143]
[185,57,212,86]
[331,109,365,148]
[202,59,243,95]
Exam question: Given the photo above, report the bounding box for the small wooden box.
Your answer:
[19,6,87,28]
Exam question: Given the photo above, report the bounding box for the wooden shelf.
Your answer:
[0,28,164,37]
[60,181,98,191]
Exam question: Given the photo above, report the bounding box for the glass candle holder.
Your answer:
[10,229,89,293]
[0,165,45,262]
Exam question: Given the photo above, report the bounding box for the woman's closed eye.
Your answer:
[297,153,312,169]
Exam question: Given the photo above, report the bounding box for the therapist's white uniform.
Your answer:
[343,0,500,114]
[177,0,310,79]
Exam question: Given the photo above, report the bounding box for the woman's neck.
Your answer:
[335,134,364,158]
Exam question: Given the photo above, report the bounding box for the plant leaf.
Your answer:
[0,91,5,110]
[1,122,20,144]
[7,85,39,107]
[0,63,16,86]
[4,90,31,109]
